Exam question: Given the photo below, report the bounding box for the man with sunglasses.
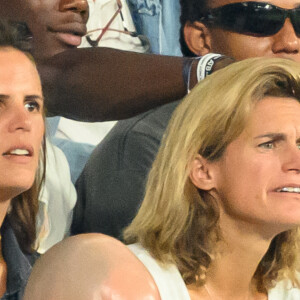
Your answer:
[72,0,300,239]
[182,0,300,60]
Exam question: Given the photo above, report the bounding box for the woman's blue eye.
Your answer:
[258,141,274,149]
[25,101,40,112]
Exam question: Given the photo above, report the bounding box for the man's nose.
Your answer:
[272,18,300,55]
[59,0,88,14]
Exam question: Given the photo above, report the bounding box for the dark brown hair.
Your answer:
[179,0,209,56]
[0,18,45,253]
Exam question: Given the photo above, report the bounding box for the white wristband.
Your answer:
[196,53,224,82]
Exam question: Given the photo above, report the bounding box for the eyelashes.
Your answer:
[258,140,300,150]
[24,101,41,112]
[258,140,277,149]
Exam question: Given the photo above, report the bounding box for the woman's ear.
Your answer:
[189,154,216,190]
[183,21,212,56]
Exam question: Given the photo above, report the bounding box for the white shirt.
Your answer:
[81,0,146,52]
[36,140,77,253]
[128,243,300,300]
[56,0,147,146]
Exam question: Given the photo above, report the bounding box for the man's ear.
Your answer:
[189,154,216,190]
[183,21,212,56]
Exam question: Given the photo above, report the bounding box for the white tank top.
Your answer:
[128,243,191,300]
[128,244,300,300]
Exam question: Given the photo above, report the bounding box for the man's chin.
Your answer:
[32,37,77,61]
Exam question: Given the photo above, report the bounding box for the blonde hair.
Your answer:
[124,57,300,291]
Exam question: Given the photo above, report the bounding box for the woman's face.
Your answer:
[209,96,300,235]
[0,48,44,201]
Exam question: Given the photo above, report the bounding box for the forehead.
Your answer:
[0,48,41,93]
[244,96,300,134]
[209,0,300,9]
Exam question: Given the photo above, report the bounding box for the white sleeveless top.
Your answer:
[128,244,300,300]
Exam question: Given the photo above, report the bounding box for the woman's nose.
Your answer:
[7,106,32,133]
[282,144,300,174]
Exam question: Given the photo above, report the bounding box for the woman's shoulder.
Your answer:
[128,243,191,300]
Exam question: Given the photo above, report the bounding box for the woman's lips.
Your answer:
[2,146,34,164]
[56,32,82,47]
[2,154,33,164]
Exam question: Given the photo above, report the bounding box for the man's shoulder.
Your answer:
[91,100,181,163]
[112,100,180,140]
[131,100,180,135]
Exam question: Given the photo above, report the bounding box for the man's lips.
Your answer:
[48,22,87,47]
[55,32,83,47]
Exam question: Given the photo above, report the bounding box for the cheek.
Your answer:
[34,117,45,148]
[216,156,268,206]
[216,171,260,220]
[230,37,271,60]
[210,31,272,60]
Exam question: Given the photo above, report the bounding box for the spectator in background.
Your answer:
[53,0,151,181]
[24,234,161,300]
[0,0,201,126]
[73,0,300,239]
[47,0,184,182]
[0,0,204,120]
[0,0,81,252]
[0,0,200,182]
[0,0,225,244]
[24,57,300,300]
[82,0,148,52]
[0,20,45,299]
[124,57,300,300]
[128,0,182,56]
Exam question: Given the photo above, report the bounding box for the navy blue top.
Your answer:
[0,218,38,300]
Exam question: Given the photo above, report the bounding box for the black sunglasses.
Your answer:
[201,2,300,36]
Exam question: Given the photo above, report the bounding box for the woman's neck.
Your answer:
[0,199,11,228]
[188,216,273,300]
[203,241,268,299]
[0,235,6,298]
[0,200,10,298]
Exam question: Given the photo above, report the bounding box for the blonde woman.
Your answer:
[124,57,300,300]
[23,57,300,300]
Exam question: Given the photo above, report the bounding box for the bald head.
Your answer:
[24,234,160,300]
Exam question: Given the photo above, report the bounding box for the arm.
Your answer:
[39,48,234,121]
[38,47,198,121]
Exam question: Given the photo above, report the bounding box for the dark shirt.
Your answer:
[73,100,180,239]
[0,218,38,300]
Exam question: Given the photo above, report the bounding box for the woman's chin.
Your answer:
[0,182,35,202]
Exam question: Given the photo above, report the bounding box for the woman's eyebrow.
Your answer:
[25,95,44,102]
[254,133,286,141]
[0,94,9,101]
[0,94,44,102]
